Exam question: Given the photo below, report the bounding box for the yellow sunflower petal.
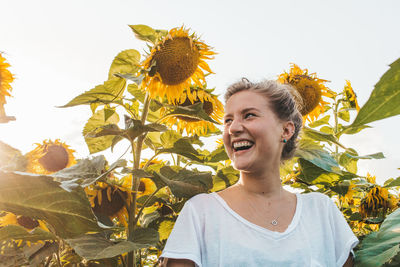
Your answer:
[161,87,223,136]
[278,63,331,122]
[25,139,76,174]
[141,26,216,104]
[0,53,15,118]
[343,80,360,111]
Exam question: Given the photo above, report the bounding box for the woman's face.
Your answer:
[223,90,288,173]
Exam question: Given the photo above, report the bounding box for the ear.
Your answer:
[282,121,295,140]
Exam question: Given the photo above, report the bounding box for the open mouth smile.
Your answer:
[232,140,254,152]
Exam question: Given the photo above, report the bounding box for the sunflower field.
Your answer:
[1,24,400,266]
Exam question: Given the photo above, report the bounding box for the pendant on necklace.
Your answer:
[271,220,278,226]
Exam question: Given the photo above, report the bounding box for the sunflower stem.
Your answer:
[128,92,151,267]
[333,96,340,162]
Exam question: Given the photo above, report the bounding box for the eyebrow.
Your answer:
[224,107,261,117]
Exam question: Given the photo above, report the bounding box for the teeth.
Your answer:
[233,141,253,149]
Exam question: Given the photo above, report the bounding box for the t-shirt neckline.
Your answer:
[211,192,302,239]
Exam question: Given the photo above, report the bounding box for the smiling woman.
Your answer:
[159,79,358,267]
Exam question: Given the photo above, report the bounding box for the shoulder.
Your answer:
[185,192,219,210]
[300,192,331,202]
[299,192,334,210]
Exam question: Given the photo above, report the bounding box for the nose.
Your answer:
[228,118,244,135]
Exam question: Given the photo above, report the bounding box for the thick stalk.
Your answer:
[127,92,151,267]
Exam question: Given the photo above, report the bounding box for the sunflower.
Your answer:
[278,64,333,122]
[0,53,14,117]
[161,88,223,136]
[0,212,49,231]
[141,26,215,104]
[25,139,76,175]
[359,186,396,218]
[343,80,360,111]
[340,183,357,206]
[85,176,156,226]
[85,181,130,226]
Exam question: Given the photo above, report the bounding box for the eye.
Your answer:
[224,118,232,124]
[245,113,256,119]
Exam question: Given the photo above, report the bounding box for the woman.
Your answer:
[160,79,358,267]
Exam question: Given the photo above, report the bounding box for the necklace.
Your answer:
[270,187,282,226]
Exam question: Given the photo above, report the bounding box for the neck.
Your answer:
[236,167,282,197]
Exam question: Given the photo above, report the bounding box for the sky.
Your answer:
[1,0,399,184]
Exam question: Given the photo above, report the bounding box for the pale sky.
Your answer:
[1,0,399,184]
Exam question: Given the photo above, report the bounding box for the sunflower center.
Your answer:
[93,188,127,217]
[17,216,39,229]
[293,75,322,115]
[154,37,200,85]
[176,97,214,122]
[38,144,70,172]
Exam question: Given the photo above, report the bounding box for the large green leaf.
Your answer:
[212,166,239,192]
[0,225,57,242]
[296,139,340,174]
[355,208,400,267]
[83,108,120,154]
[66,228,159,260]
[0,171,102,238]
[302,127,346,149]
[52,156,110,190]
[159,138,203,162]
[61,77,126,108]
[108,49,140,80]
[351,58,400,128]
[153,167,213,198]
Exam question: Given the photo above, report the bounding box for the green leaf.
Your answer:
[125,120,168,141]
[339,152,358,173]
[83,108,120,154]
[153,167,213,198]
[129,24,167,44]
[212,166,239,192]
[0,171,102,239]
[162,102,219,124]
[108,49,140,80]
[338,109,350,122]
[339,124,371,136]
[319,125,334,134]
[159,138,203,162]
[114,73,144,85]
[298,159,329,183]
[52,155,107,190]
[302,127,346,149]
[204,145,229,163]
[355,208,400,267]
[127,83,145,102]
[351,58,400,128]
[384,176,400,188]
[104,108,116,122]
[0,225,57,242]
[346,152,385,160]
[66,228,159,260]
[296,139,340,174]
[308,115,330,128]
[61,77,126,108]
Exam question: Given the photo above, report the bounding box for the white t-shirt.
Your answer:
[161,192,358,267]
